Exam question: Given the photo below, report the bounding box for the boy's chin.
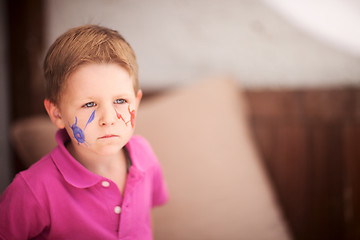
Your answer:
[93,144,126,156]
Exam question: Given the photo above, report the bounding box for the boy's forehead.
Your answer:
[59,66,135,101]
[64,63,135,87]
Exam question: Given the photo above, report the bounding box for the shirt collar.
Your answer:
[51,129,102,188]
[50,129,144,189]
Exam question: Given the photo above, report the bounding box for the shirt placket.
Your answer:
[97,179,123,233]
[117,167,144,239]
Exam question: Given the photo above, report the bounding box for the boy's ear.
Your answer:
[135,89,143,109]
[44,99,66,129]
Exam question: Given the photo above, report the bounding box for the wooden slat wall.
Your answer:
[7,0,45,120]
[6,0,46,174]
[245,89,360,240]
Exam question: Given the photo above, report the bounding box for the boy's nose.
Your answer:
[99,105,116,126]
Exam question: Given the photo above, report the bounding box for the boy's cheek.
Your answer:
[63,111,94,145]
[114,104,136,128]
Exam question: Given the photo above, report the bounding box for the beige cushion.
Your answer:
[11,115,58,167]
[135,79,292,240]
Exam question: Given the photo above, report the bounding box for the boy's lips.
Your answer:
[99,134,119,139]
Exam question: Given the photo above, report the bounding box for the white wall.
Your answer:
[45,0,360,89]
[263,0,360,56]
[0,0,12,193]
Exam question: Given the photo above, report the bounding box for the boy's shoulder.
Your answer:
[127,135,160,170]
[128,135,152,150]
[15,148,61,191]
[2,149,60,207]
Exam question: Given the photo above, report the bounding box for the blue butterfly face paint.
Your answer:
[70,116,85,144]
[70,110,95,145]
[84,110,95,130]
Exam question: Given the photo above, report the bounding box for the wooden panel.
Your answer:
[343,124,360,240]
[273,123,308,239]
[307,125,344,240]
[7,0,45,174]
[302,89,351,123]
[246,91,303,123]
[246,88,358,240]
[7,0,45,120]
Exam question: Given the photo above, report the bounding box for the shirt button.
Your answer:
[114,206,121,214]
[101,181,110,187]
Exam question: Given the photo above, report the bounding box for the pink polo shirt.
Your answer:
[0,129,168,240]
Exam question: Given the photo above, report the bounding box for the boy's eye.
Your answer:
[83,102,96,108]
[114,99,126,104]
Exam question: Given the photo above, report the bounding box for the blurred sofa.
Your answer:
[11,78,292,240]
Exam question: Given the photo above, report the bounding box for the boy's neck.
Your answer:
[66,142,127,178]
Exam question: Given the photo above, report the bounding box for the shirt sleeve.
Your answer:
[0,174,49,240]
[151,161,169,207]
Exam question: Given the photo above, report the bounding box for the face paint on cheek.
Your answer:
[84,110,95,130]
[69,110,95,145]
[126,105,136,128]
[70,116,86,144]
[115,105,135,128]
[115,109,126,125]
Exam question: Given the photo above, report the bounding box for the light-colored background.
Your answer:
[45,0,360,90]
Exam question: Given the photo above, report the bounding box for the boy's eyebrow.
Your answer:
[77,93,133,101]
[113,91,135,97]
[76,96,96,102]
[114,93,133,98]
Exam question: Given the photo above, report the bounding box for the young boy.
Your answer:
[0,25,168,239]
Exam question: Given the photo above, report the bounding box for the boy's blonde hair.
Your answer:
[44,25,139,104]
